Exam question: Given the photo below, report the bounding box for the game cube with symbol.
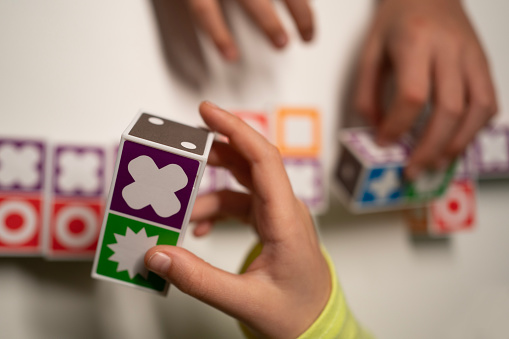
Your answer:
[335,128,456,213]
[92,113,214,294]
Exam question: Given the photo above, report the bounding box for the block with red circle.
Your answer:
[430,179,476,234]
[0,194,43,254]
[276,107,321,158]
[233,111,270,141]
[47,199,104,258]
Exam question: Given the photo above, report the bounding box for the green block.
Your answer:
[95,213,179,293]
[405,162,457,201]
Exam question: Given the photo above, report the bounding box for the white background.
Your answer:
[0,1,508,338]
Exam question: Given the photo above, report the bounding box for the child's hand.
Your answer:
[145,102,331,338]
[355,0,498,179]
[183,0,314,61]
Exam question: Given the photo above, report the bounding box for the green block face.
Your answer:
[405,162,457,201]
[95,213,179,292]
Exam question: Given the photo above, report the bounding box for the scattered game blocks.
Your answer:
[335,128,456,213]
[0,138,45,255]
[92,112,214,294]
[46,145,107,259]
[284,158,327,212]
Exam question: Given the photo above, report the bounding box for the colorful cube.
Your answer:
[0,138,46,255]
[92,112,214,294]
[334,128,456,213]
[45,145,107,259]
[284,158,327,213]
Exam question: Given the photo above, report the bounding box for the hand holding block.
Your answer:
[92,113,214,294]
[334,128,456,213]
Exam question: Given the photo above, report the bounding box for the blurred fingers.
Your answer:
[187,0,239,61]
[407,46,465,178]
[237,0,288,47]
[443,48,498,161]
[283,0,314,41]
[191,190,252,224]
[377,38,431,146]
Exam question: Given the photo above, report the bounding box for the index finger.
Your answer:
[199,102,295,208]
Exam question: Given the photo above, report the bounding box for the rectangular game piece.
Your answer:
[45,144,107,259]
[276,107,321,158]
[92,112,214,294]
[0,138,46,255]
[284,158,327,213]
[334,128,456,213]
[470,124,509,179]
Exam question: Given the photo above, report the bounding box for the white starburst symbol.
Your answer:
[108,227,159,280]
[414,170,446,193]
[122,156,189,218]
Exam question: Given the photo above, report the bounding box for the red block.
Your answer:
[430,179,476,234]
[0,194,43,254]
[47,199,104,258]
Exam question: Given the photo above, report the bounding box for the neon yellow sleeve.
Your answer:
[239,243,374,339]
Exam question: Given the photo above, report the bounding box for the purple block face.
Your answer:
[110,140,199,230]
[342,130,411,164]
[472,125,509,176]
[0,138,45,192]
[53,145,106,197]
[284,158,324,209]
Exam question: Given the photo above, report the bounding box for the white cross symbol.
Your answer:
[479,132,509,167]
[122,156,188,218]
[368,168,400,200]
[0,143,40,188]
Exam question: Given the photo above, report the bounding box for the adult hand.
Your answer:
[185,0,314,61]
[145,102,331,338]
[355,0,498,179]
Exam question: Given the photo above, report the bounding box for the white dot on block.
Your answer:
[284,116,313,148]
[181,142,197,150]
[148,117,164,125]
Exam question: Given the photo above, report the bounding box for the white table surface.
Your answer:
[0,1,508,338]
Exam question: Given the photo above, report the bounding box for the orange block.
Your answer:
[276,108,321,157]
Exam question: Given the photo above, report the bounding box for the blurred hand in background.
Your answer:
[355,0,498,179]
[184,0,314,61]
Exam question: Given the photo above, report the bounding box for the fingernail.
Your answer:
[147,252,172,275]
[274,33,288,48]
[204,101,219,109]
[222,46,239,62]
[302,29,314,42]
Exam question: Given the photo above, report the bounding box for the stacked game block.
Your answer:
[335,128,456,213]
[404,149,478,237]
[92,112,214,294]
[0,138,46,255]
[276,107,327,213]
[46,145,107,259]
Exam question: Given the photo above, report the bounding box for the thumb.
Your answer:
[145,245,256,317]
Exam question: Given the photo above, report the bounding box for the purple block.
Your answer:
[471,125,509,177]
[110,140,199,230]
[284,158,324,209]
[53,145,106,197]
[0,138,45,192]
